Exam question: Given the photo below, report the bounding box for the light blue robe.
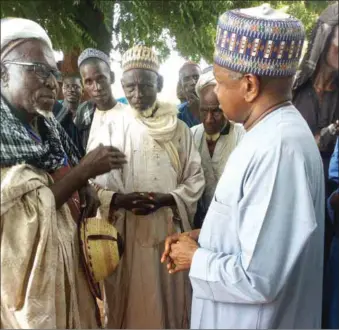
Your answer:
[189,105,325,329]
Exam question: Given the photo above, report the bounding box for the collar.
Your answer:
[205,121,230,141]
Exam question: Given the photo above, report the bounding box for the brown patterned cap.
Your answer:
[122,45,160,73]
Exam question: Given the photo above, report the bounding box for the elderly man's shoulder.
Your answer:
[1,164,50,207]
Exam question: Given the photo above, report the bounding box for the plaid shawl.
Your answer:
[293,3,338,91]
[0,97,81,172]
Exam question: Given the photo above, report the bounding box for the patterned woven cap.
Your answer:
[122,45,159,73]
[214,3,305,77]
[78,48,110,68]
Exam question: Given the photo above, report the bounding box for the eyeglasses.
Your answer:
[3,61,63,82]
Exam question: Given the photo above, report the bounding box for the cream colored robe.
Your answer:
[87,103,205,329]
[191,122,245,210]
[0,164,98,329]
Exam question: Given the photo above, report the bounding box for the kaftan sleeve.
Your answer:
[189,143,323,304]
[170,122,205,231]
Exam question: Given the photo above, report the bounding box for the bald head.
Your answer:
[179,63,201,103]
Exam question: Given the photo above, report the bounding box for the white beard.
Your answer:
[130,101,158,118]
[36,108,54,119]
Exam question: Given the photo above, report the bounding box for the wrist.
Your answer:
[161,194,176,207]
[112,193,123,208]
[72,164,90,186]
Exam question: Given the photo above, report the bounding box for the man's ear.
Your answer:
[157,74,164,93]
[0,63,9,86]
[110,71,115,84]
[241,74,260,103]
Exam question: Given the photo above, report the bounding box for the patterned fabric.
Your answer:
[0,97,80,172]
[78,48,110,68]
[293,3,338,90]
[53,102,85,157]
[121,45,159,73]
[214,4,305,77]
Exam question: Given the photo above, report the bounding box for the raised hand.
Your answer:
[80,144,127,179]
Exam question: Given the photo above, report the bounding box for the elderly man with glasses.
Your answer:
[191,66,244,228]
[0,17,126,329]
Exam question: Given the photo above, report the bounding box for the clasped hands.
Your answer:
[113,192,176,216]
[160,230,200,274]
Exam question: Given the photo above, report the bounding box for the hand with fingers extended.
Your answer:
[80,144,127,179]
[161,230,200,274]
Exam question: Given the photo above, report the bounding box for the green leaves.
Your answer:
[0,0,334,62]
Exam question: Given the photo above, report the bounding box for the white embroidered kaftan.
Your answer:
[87,102,205,329]
[86,102,127,151]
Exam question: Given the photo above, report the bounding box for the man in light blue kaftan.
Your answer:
[162,4,325,329]
[189,104,324,329]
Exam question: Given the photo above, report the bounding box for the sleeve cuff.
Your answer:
[189,247,216,300]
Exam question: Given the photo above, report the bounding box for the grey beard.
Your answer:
[36,108,54,119]
[131,101,158,118]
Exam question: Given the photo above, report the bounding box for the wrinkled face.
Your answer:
[180,65,201,102]
[213,64,249,123]
[62,77,82,104]
[199,84,226,135]
[121,69,160,111]
[1,39,59,114]
[327,25,339,71]
[80,60,113,107]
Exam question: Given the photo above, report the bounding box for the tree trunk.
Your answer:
[58,48,91,102]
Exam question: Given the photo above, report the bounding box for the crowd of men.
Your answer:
[0,2,338,329]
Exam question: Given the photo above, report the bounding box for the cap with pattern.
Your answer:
[214,3,305,77]
[78,48,110,68]
[122,45,159,73]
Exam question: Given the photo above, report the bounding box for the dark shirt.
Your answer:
[177,102,200,128]
[293,79,339,195]
[74,100,96,152]
[53,101,85,157]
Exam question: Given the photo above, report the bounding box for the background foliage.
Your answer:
[1,0,336,63]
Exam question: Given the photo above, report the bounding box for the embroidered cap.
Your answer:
[214,3,305,77]
[78,48,110,68]
[121,45,159,73]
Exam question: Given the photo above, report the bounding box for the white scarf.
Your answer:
[128,102,182,177]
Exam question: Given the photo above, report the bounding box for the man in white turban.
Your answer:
[87,45,205,328]
[191,66,244,228]
[0,17,126,328]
